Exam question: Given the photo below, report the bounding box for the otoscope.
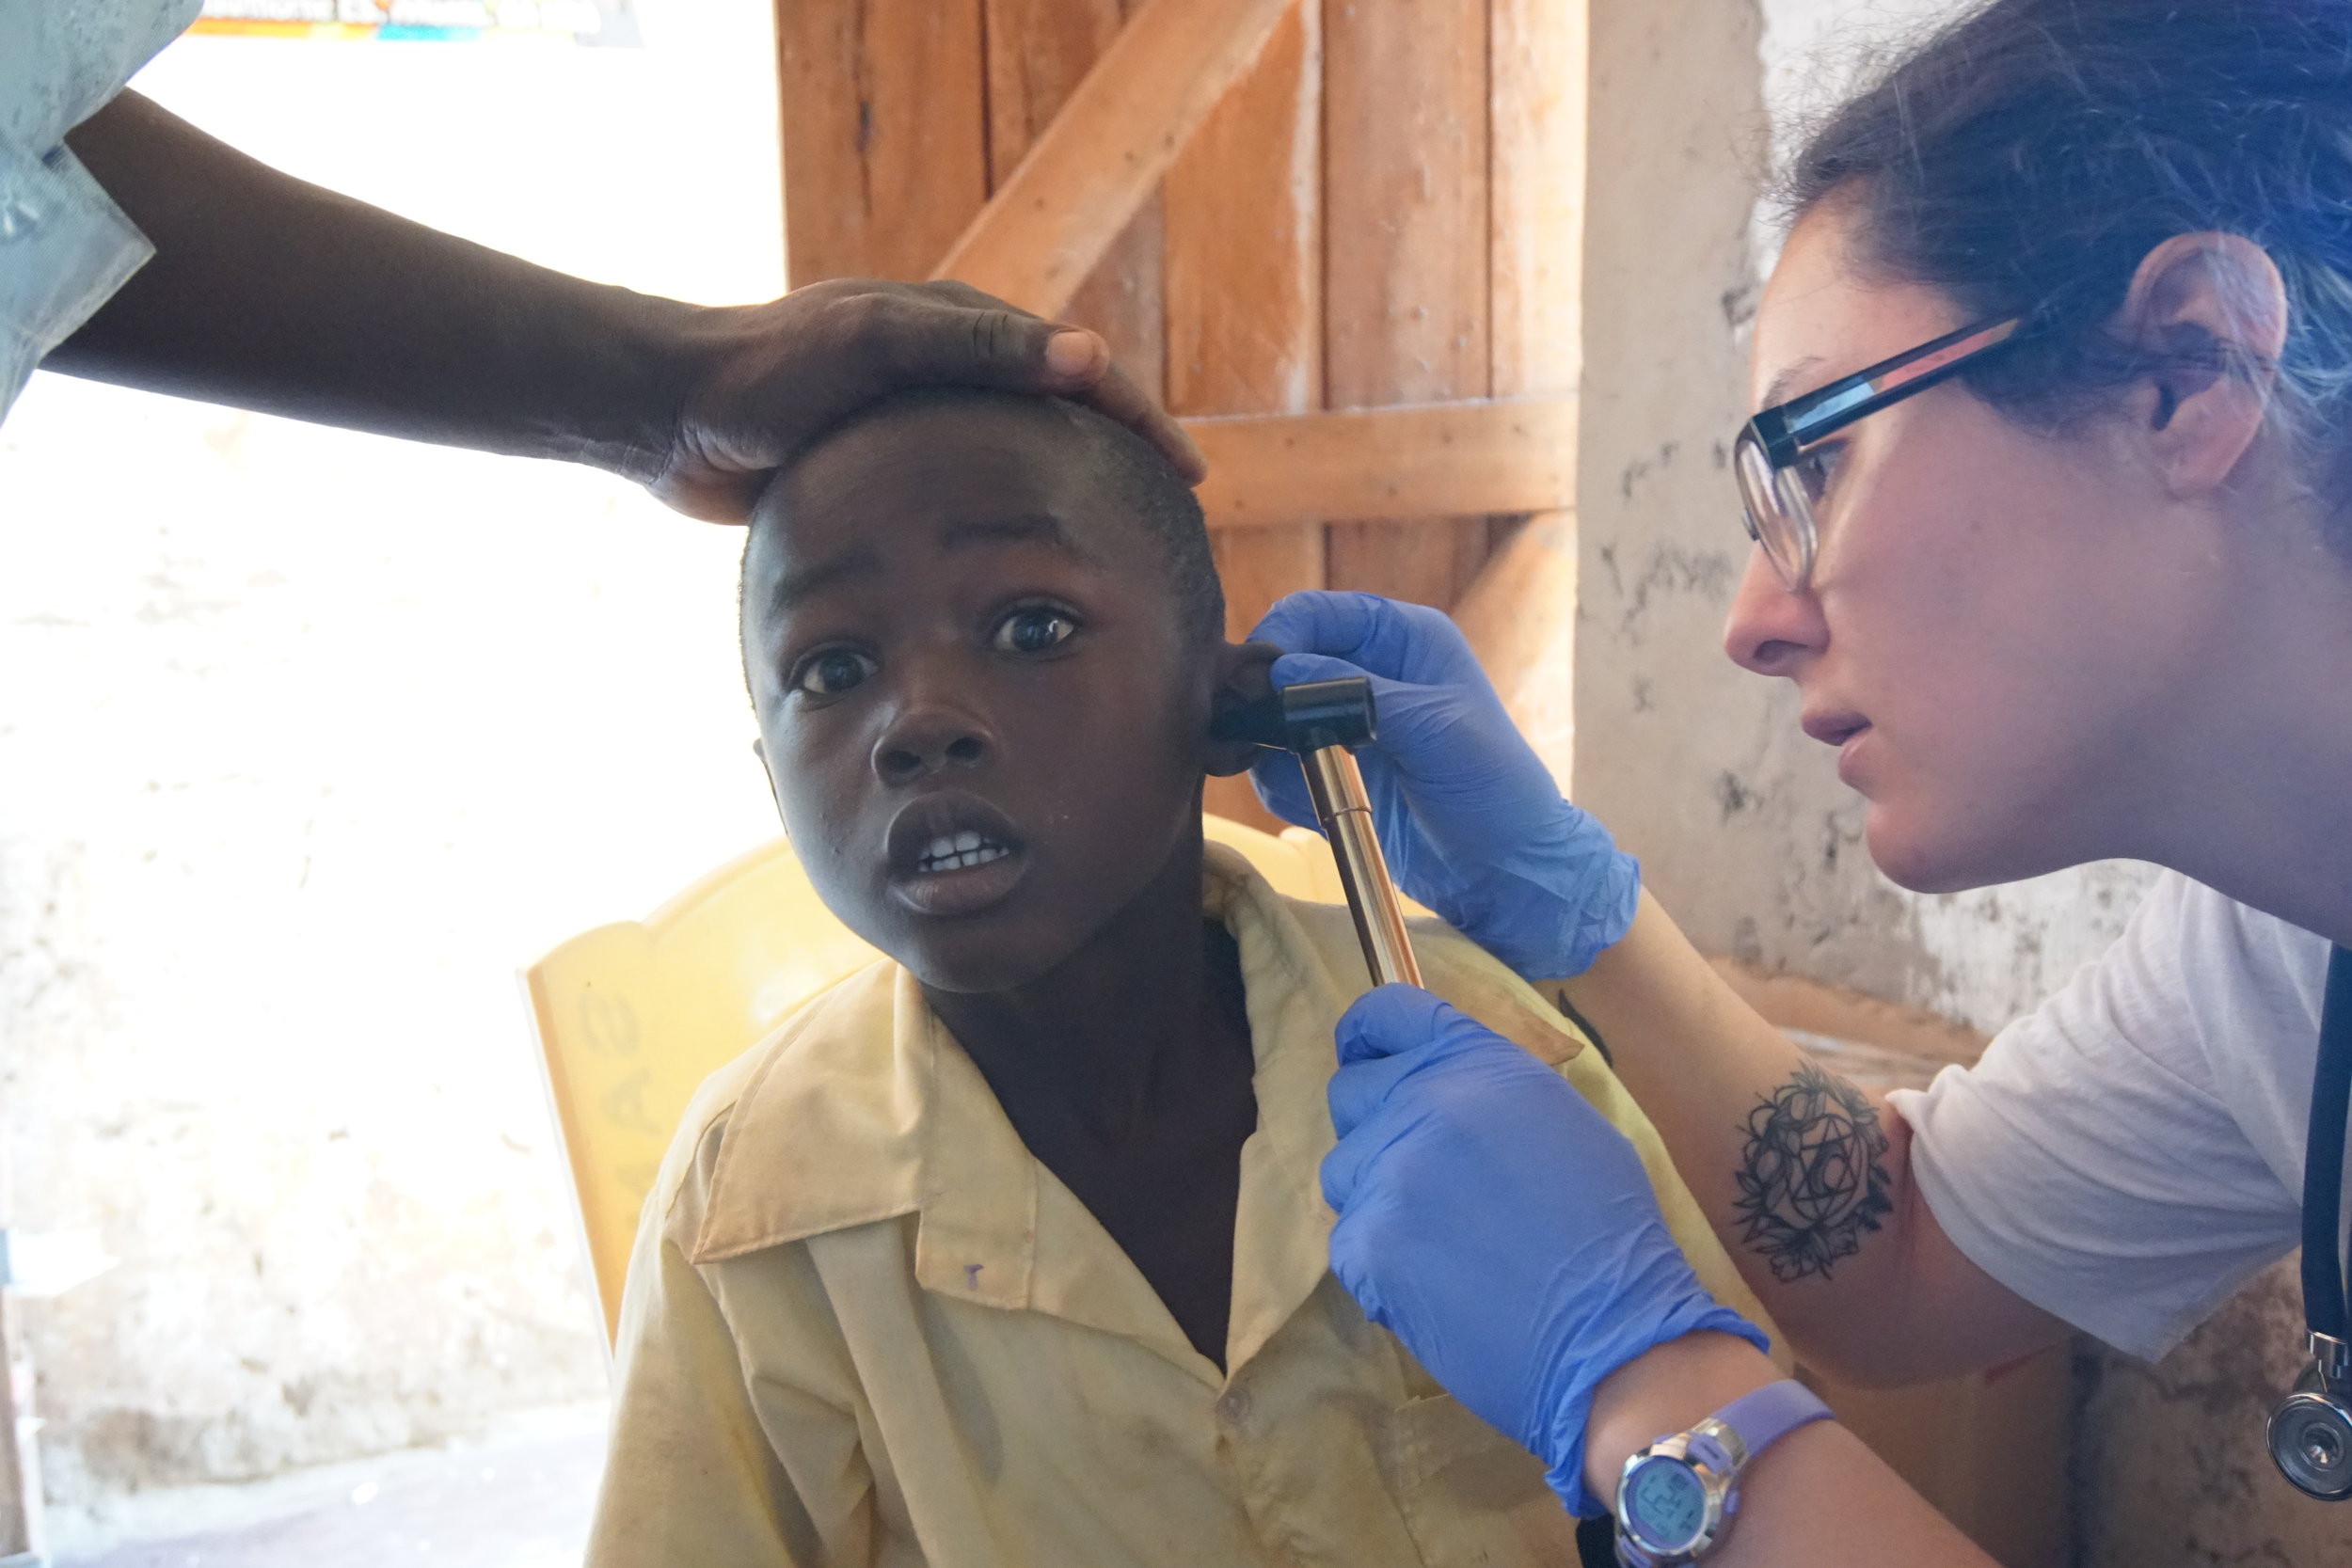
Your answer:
[1213,677,1423,990]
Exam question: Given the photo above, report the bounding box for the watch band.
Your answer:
[1614,1380,1834,1566]
[1709,1379,1834,1468]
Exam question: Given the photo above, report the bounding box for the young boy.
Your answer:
[586,388,1770,1568]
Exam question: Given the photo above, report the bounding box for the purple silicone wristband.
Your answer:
[1714,1379,1834,1465]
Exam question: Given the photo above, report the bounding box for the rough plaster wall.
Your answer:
[0,12,783,1525]
[2074,1257,2352,1565]
[1576,0,1936,1003]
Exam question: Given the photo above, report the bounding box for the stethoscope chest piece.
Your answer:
[2273,945,2352,1501]
[2271,1334,2352,1499]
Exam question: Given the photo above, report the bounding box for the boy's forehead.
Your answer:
[749,400,1156,591]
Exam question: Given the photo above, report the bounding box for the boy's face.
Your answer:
[743,399,1252,993]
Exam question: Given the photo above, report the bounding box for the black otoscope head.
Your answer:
[1210,676,1378,754]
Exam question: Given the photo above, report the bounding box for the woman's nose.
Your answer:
[873,700,992,784]
[1723,545,1829,676]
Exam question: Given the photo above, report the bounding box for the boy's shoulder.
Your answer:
[651,955,926,1264]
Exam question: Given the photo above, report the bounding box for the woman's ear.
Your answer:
[1205,641,1281,778]
[2114,231,2287,498]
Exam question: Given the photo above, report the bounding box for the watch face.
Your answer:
[1624,1456,1710,1552]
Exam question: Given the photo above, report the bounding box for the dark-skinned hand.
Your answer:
[652,277,1203,521]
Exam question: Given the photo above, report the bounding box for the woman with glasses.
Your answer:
[1254,0,2352,1560]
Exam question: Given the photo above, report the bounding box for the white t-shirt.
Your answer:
[1888,870,2330,1361]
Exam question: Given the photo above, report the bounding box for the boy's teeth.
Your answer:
[916,834,1009,873]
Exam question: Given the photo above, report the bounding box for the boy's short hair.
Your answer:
[755,388,1225,644]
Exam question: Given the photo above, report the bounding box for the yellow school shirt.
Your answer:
[587,843,1773,1568]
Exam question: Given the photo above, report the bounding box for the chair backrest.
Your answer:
[524,814,1368,1340]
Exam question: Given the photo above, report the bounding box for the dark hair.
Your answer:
[749,388,1224,644]
[1058,398,1226,646]
[1785,0,2352,529]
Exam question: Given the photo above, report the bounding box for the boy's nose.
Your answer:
[873,705,992,784]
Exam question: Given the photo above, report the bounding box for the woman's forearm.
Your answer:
[1549,892,2068,1385]
[1583,1334,1994,1566]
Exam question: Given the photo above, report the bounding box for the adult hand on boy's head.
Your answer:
[648,278,1205,522]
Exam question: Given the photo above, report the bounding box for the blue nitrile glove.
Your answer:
[1322,985,1768,1516]
[1248,591,1637,979]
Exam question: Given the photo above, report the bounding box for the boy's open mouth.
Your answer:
[915,832,1013,874]
[885,791,1029,917]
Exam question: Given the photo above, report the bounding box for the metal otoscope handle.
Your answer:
[1298,742,1424,989]
[1212,676,1422,990]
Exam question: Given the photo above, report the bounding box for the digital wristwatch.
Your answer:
[1613,1378,1834,1565]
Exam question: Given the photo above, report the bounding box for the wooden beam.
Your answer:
[1322,0,1495,609]
[984,0,1168,395]
[775,0,989,284]
[1471,0,1589,792]
[930,0,1297,317]
[1184,399,1576,529]
[1165,0,1322,832]
[1490,0,1587,402]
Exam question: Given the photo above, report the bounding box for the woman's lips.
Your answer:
[1800,709,1873,785]
[1834,723,1874,786]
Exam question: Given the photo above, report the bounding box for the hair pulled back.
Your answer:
[1788,0,2352,529]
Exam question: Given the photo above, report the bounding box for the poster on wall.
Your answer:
[190,0,641,44]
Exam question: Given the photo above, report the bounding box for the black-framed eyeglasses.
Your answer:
[1735,315,2024,589]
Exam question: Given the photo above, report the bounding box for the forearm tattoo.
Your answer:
[1731,1061,1893,1283]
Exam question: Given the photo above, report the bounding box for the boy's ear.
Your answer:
[1205,641,1281,778]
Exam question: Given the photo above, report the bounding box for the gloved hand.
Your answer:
[1322,985,1767,1516]
[1248,591,1637,979]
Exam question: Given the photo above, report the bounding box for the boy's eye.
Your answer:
[992,607,1077,656]
[793,648,877,697]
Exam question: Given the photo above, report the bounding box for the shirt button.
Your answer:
[1216,1387,1252,1423]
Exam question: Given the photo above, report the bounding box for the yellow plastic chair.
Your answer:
[525,814,1381,1340]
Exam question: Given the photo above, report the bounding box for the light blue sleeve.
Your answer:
[0,0,204,424]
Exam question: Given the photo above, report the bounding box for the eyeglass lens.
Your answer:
[1734,430,1815,588]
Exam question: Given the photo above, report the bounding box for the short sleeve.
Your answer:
[1888,873,2323,1361]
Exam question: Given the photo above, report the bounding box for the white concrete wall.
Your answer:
[1,8,784,1531]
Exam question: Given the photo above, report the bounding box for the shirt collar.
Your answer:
[687,845,1359,1386]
